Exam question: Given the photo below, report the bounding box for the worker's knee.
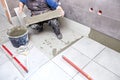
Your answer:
[29,23,43,32]
[48,18,60,27]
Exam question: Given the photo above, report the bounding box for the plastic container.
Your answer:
[7,27,29,48]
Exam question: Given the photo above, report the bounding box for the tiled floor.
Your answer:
[28,36,120,80]
[1,41,49,78]
[52,47,91,77]
[1,36,120,80]
[94,48,120,77]
[72,37,105,59]
[71,37,120,80]
[27,61,72,80]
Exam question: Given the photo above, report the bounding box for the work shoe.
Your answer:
[56,33,63,39]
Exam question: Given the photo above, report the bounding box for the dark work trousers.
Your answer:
[48,18,61,35]
[31,18,61,36]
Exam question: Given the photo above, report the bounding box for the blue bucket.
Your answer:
[7,27,29,48]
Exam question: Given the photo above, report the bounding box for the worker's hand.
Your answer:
[56,6,65,17]
[19,2,24,14]
[19,8,23,14]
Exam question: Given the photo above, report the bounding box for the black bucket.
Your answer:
[7,27,29,48]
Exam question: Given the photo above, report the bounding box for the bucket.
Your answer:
[7,27,29,48]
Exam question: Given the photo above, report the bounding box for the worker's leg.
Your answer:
[30,22,43,32]
[37,22,44,32]
[48,18,62,39]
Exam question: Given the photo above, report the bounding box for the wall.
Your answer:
[60,0,120,40]
[0,3,12,44]
[6,0,19,17]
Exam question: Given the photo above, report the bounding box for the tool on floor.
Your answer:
[1,45,28,73]
[62,55,93,80]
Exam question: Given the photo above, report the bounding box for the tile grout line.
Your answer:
[71,72,79,79]
[51,60,75,79]
[71,46,106,69]
[25,60,51,80]
[71,47,92,60]
[93,60,120,78]
[91,47,106,60]
[66,46,105,79]
[82,47,106,69]
[73,47,107,80]
[71,46,105,60]
[91,47,120,78]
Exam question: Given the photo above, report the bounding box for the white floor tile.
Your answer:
[0,61,24,80]
[22,46,49,76]
[72,37,105,59]
[52,47,91,77]
[0,53,9,65]
[73,73,88,80]
[28,47,49,68]
[83,61,120,80]
[94,47,120,77]
[2,41,49,77]
[27,61,72,80]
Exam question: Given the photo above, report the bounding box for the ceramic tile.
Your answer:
[83,61,120,80]
[94,47,120,77]
[0,47,11,66]
[22,46,49,77]
[52,47,91,77]
[0,48,9,65]
[0,61,24,80]
[2,41,49,77]
[27,61,72,80]
[0,54,9,65]
[72,37,105,59]
[73,73,88,80]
